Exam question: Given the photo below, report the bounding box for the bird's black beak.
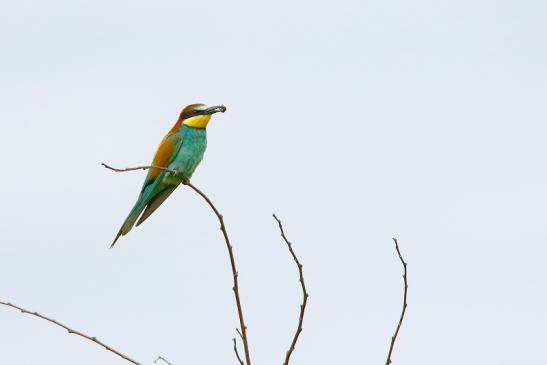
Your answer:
[201,105,227,115]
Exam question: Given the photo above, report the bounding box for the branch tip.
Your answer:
[154,356,173,365]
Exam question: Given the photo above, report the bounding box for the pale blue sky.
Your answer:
[1,0,546,364]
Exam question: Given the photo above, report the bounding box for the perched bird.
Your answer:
[111,103,226,247]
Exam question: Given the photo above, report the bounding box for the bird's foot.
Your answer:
[181,177,190,185]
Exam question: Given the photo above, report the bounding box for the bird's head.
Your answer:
[180,103,226,128]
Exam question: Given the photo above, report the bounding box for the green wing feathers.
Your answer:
[136,186,177,227]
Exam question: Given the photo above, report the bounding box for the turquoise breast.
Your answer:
[168,125,207,180]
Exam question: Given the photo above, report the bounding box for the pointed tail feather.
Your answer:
[110,199,148,248]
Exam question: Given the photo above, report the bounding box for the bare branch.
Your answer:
[232,338,245,365]
[103,162,252,365]
[272,214,309,365]
[102,163,178,175]
[183,180,252,365]
[0,301,141,365]
[385,238,408,365]
[154,356,173,365]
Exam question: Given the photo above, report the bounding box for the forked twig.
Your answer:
[154,355,173,365]
[0,301,141,365]
[385,238,408,365]
[103,162,252,365]
[273,214,309,365]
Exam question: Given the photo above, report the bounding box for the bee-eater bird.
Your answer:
[111,103,226,247]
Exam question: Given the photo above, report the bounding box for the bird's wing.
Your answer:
[132,126,185,226]
[140,129,184,193]
[135,185,177,227]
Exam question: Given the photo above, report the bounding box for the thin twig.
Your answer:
[0,301,141,365]
[102,163,178,175]
[232,338,244,365]
[385,238,408,365]
[154,355,173,365]
[236,327,244,341]
[103,162,252,365]
[272,214,309,365]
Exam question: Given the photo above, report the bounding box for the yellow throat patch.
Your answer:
[183,115,211,128]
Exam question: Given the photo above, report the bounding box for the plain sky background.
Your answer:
[0,0,546,364]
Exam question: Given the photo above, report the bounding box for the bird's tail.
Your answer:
[110,198,148,248]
